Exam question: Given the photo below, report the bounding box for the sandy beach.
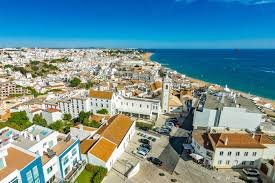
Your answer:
[143,52,153,62]
[146,52,275,108]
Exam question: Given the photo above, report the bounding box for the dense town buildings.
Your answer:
[1,48,275,182]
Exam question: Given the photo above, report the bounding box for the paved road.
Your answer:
[158,143,179,174]
[181,108,194,131]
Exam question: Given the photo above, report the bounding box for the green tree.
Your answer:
[69,77,81,87]
[7,111,32,131]
[84,120,100,128]
[78,111,90,123]
[33,114,47,127]
[85,80,93,89]
[48,120,63,131]
[96,109,108,115]
[63,113,72,121]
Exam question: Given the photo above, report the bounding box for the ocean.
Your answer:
[149,49,275,100]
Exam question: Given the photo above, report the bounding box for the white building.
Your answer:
[115,95,161,120]
[79,114,135,171]
[0,125,82,183]
[192,131,275,169]
[193,93,265,131]
[41,108,62,124]
[88,90,115,115]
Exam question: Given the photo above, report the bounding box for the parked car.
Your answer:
[133,150,147,158]
[147,157,163,166]
[140,143,151,151]
[161,126,172,132]
[160,131,170,136]
[153,127,161,133]
[169,117,177,120]
[165,122,174,127]
[139,138,150,144]
[137,147,150,153]
[242,168,260,176]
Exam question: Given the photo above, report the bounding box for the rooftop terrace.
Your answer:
[202,93,261,113]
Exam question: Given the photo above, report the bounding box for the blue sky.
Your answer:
[0,0,275,48]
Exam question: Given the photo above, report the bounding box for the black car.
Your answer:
[139,138,150,144]
[147,157,162,166]
[140,143,151,150]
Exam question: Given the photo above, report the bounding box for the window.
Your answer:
[47,166,53,174]
[236,152,240,156]
[96,103,98,107]
[26,171,33,183]
[72,148,77,156]
[0,158,4,169]
[73,158,78,166]
[242,161,246,165]
[244,152,248,156]
[132,103,134,107]
[219,151,224,156]
[250,161,254,165]
[49,140,54,148]
[65,166,70,175]
[91,102,93,106]
[226,160,230,165]
[147,105,149,109]
[101,104,103,107]
[106,104,109,108]
[140,104,142,108]
[228,152,232,156]
[218,160,222,165]
[63,156,69,165]
[165,85,168,89]
[252,152,257,156]
[32,166,39,179]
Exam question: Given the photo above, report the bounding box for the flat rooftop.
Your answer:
[12,125,54,149]
[202,93,261,113]
[0,146,35,181]
[41,135,76,165]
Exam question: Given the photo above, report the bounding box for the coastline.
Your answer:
[147,52,275,107]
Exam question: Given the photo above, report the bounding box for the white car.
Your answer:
[133,150,147,158]
[242,168,260,176]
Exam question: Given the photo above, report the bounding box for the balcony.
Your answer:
[64,160,87,183]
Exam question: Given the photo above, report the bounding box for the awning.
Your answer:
[189,153,204,160]
[182,144,193,150]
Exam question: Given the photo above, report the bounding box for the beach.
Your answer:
[146,51,275,108]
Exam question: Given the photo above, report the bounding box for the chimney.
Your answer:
[224,137,228,146]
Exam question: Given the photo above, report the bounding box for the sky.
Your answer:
[0,0,275,48]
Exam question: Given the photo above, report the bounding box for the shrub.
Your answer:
[136,121,154,130]
[96,109,108,115]
[85,164,107,183]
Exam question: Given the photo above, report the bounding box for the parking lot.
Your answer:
[103,114,255,183]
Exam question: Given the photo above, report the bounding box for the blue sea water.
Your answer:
[149,49,275,100]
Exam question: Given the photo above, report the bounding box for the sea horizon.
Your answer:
[148,49,275,100]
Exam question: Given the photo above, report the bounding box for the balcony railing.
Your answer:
[64,160,87,183]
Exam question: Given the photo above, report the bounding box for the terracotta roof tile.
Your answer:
[0,147,35,181]
[46,108,60,113]
[209,133,266,149]
[89,90,113,100]
[89,114,110,123]
[101,114,133,145]
[89,138,117,162]
[80,139,97,154]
